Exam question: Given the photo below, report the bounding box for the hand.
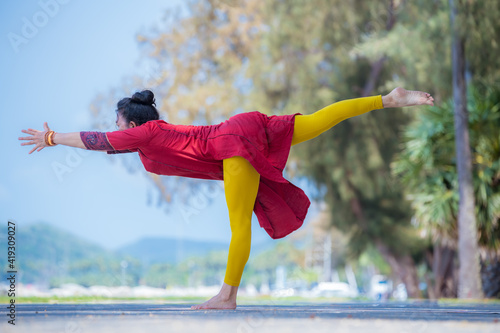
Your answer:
[19,122,53,154]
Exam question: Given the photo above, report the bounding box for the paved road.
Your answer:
[1,301,499,333]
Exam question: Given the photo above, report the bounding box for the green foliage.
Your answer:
[392,84,500,251]
[358,247,392,276]
[352,0,453,99]
[461,0,500,90]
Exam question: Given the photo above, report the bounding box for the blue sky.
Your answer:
[1,0,317,250]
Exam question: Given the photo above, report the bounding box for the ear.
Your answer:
[129,121,137,128]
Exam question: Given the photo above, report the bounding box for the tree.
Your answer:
[392,86,500,298]
[449,0,482,299]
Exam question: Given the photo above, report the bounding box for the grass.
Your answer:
[0,295,205,304]
[436,298,500,305]
[0,295,364,305]
[1,295,498,305]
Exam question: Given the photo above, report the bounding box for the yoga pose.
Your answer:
[19,87,434,309]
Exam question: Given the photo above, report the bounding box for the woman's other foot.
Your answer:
[382,87,434,108]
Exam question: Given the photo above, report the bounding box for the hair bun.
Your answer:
[131,90,155,106]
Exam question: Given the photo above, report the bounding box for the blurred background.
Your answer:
[1,0,499,302]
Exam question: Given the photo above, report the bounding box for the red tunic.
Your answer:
[81,111,310,239]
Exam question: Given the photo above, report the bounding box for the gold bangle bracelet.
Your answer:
[48,131,56,146]
[45,130,56,146]
[44,131,50,146]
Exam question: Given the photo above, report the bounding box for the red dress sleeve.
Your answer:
[105,124,152,151]
[80,132,114,151]
[80,123,152,152]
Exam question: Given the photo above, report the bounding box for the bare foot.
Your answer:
[382,87,434,108]
[190,293,237,310]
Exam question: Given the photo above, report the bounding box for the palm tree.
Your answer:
[392,85,500,298]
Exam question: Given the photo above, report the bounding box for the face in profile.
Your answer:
[116,113,134,131]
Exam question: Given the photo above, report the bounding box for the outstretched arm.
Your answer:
[20,122,152,154]
[53,132,86,149]
[19,122,86,154]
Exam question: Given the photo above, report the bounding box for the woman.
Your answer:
[19,87,434,309]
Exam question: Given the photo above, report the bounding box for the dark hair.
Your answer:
[116,90,160,126]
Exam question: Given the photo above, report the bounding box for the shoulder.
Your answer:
[137,120,169,133]
[143,119,168,127]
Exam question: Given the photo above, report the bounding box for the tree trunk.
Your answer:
[449,0,483,299]
[376,241,421,298]
[425,244,458,299]
[358,0,422,298]
[481,258,500,298]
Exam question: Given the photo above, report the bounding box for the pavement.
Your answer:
[1,301,499,333]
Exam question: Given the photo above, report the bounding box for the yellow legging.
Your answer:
[223,95,383,286]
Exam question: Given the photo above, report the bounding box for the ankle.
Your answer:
[381,95,393,108]
[219,282,239,300]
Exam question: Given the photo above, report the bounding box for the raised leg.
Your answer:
[291,95,383,146]
[291,88,434,146]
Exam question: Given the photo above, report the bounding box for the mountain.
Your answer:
[0,222,272,287]
[0,222,119,286]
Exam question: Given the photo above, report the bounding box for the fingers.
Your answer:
[20,128,41,136]
[28,142,45,154]
[20,125,49,154]
[21,129,34,135]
